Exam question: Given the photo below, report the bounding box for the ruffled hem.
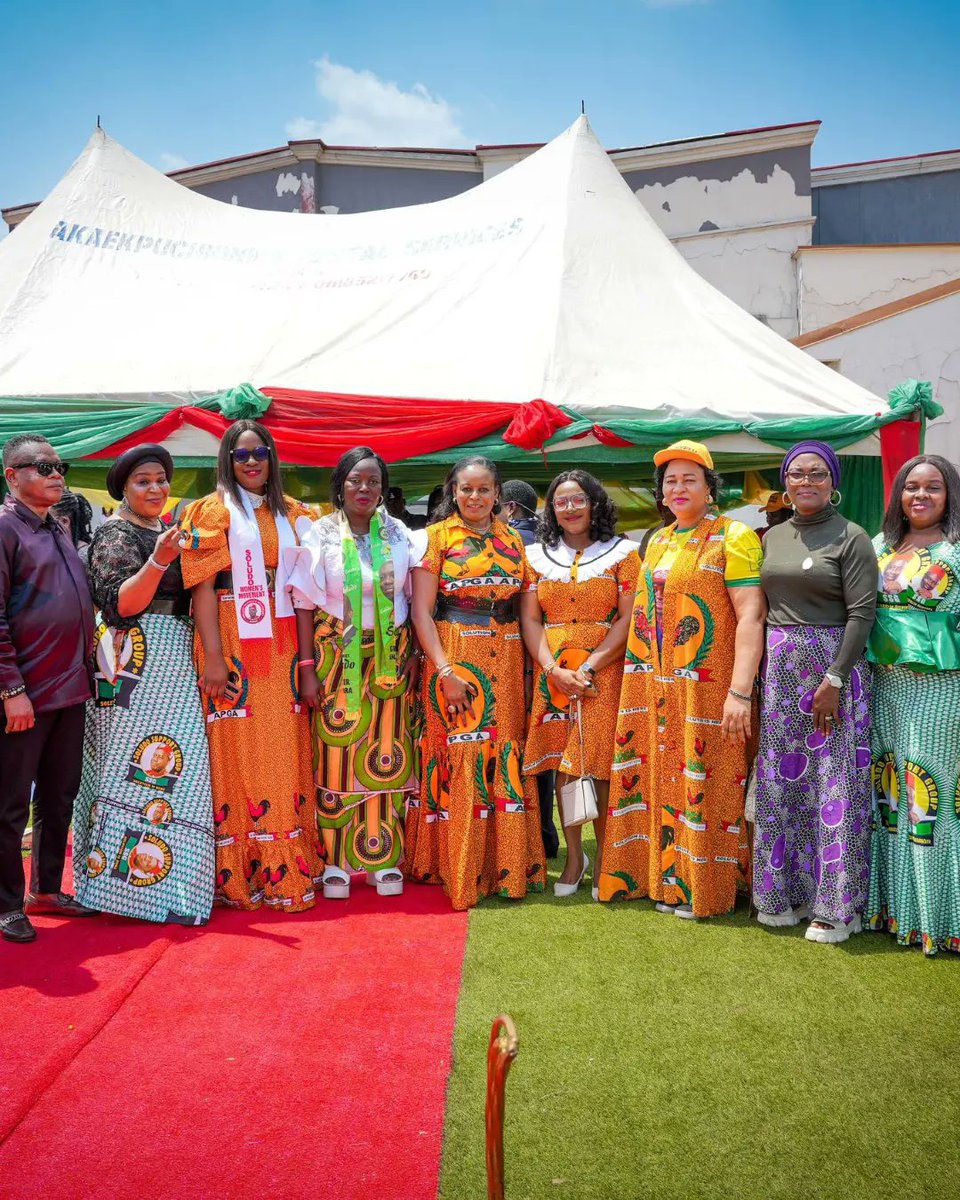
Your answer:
[214,832,325,912]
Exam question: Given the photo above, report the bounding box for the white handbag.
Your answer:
[558,698,599,827]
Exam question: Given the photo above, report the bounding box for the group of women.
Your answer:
[71,419,960,957]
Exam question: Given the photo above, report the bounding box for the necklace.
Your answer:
[462,515,493,535]
[121,506,163,533]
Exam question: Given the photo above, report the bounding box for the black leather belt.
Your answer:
[214,568,276,591]
[434,594,519,625]
[144,596,186,616]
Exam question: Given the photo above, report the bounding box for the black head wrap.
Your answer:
[106,444,174,501]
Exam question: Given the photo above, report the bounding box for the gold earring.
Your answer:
[781,492,794,508]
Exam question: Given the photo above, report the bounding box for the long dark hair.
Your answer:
[216,419,286,517]
[432,455,503,522]
[538,470,618,547]
[653,461,723,511]
[881,453,960,546]
[330,445,389,510]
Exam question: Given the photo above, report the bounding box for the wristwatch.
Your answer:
[824,672,844,689]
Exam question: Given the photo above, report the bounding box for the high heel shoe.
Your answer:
[554,853,589,897]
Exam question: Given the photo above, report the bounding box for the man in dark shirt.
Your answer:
[501,479,539,547]
[0,434,97,943]
[501,479,559,858]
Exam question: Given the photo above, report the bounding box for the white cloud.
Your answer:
[160,151,190,171]
[286,57,467,147]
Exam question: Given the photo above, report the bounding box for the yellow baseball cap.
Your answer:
[760,492,788,515]
[652,439,714,470]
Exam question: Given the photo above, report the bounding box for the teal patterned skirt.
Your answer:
[73,613,215,925]
[867,663,960,955]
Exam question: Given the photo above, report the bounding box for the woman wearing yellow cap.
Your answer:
[598,440,766,918]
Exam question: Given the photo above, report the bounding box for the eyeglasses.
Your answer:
[553,494,589,512]
[10,459,70,477]
[232,446,270,464]
[785,469,830,485]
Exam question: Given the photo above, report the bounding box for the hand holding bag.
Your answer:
[558,698,599,827]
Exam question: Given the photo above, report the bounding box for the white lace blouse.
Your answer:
[288,512,425,628]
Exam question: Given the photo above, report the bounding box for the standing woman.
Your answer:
[866,454,960,955]
[290,446,421,900]
[74,445,214,924]
[521,471,639,898]
[598,440,764,917]
[407,456,547,909]
[180,420,323,912]
[753,441,876,944]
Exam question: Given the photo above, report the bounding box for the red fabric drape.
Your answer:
[95,390,570,465]
[880,419,922,505]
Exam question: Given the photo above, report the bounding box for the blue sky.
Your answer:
[1,0,958,209]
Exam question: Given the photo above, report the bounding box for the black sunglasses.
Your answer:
[231,446,270,464]
[11,459,70,477]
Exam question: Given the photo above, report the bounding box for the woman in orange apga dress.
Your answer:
[180,419,324,912]
[598,440,766,919]
[406,456,547,910]
[520,472,639,900]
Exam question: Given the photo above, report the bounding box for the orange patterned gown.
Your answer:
[598,512,759,916]
[405,515,547,909]
[523,537,640,779]
[180,493,324,912]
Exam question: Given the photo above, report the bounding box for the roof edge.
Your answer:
[794,277,960,347]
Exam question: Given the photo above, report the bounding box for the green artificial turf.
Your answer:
[438,833,960,1200]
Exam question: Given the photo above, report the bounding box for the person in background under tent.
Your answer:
[756,491,792,540]
[501,478,559,858]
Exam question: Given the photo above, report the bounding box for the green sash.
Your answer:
[867,606,960,673]
[340,509,399,718]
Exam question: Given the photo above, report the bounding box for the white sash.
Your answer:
[223,490,297,640]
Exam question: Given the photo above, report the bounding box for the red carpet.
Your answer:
[0,880,468,1200]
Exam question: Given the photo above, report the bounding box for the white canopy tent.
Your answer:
[0,117,887,463]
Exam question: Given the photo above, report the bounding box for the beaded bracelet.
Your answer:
[728,687,753,703]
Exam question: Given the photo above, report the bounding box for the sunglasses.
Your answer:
[232,446,270,464]
[11,459,70,477]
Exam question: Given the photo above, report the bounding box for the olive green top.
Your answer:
[760,505,877,682]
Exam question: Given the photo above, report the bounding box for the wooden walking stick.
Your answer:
[485,1014,519,1200]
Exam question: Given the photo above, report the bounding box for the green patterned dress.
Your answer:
[866,536,960,954]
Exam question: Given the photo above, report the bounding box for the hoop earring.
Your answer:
[830,489,842,506]
[781,492,794,508]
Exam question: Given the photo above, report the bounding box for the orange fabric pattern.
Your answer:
[180,493,324,911]
[404,515,546,909]
[599,513,754,916]
[523,538,640,779]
